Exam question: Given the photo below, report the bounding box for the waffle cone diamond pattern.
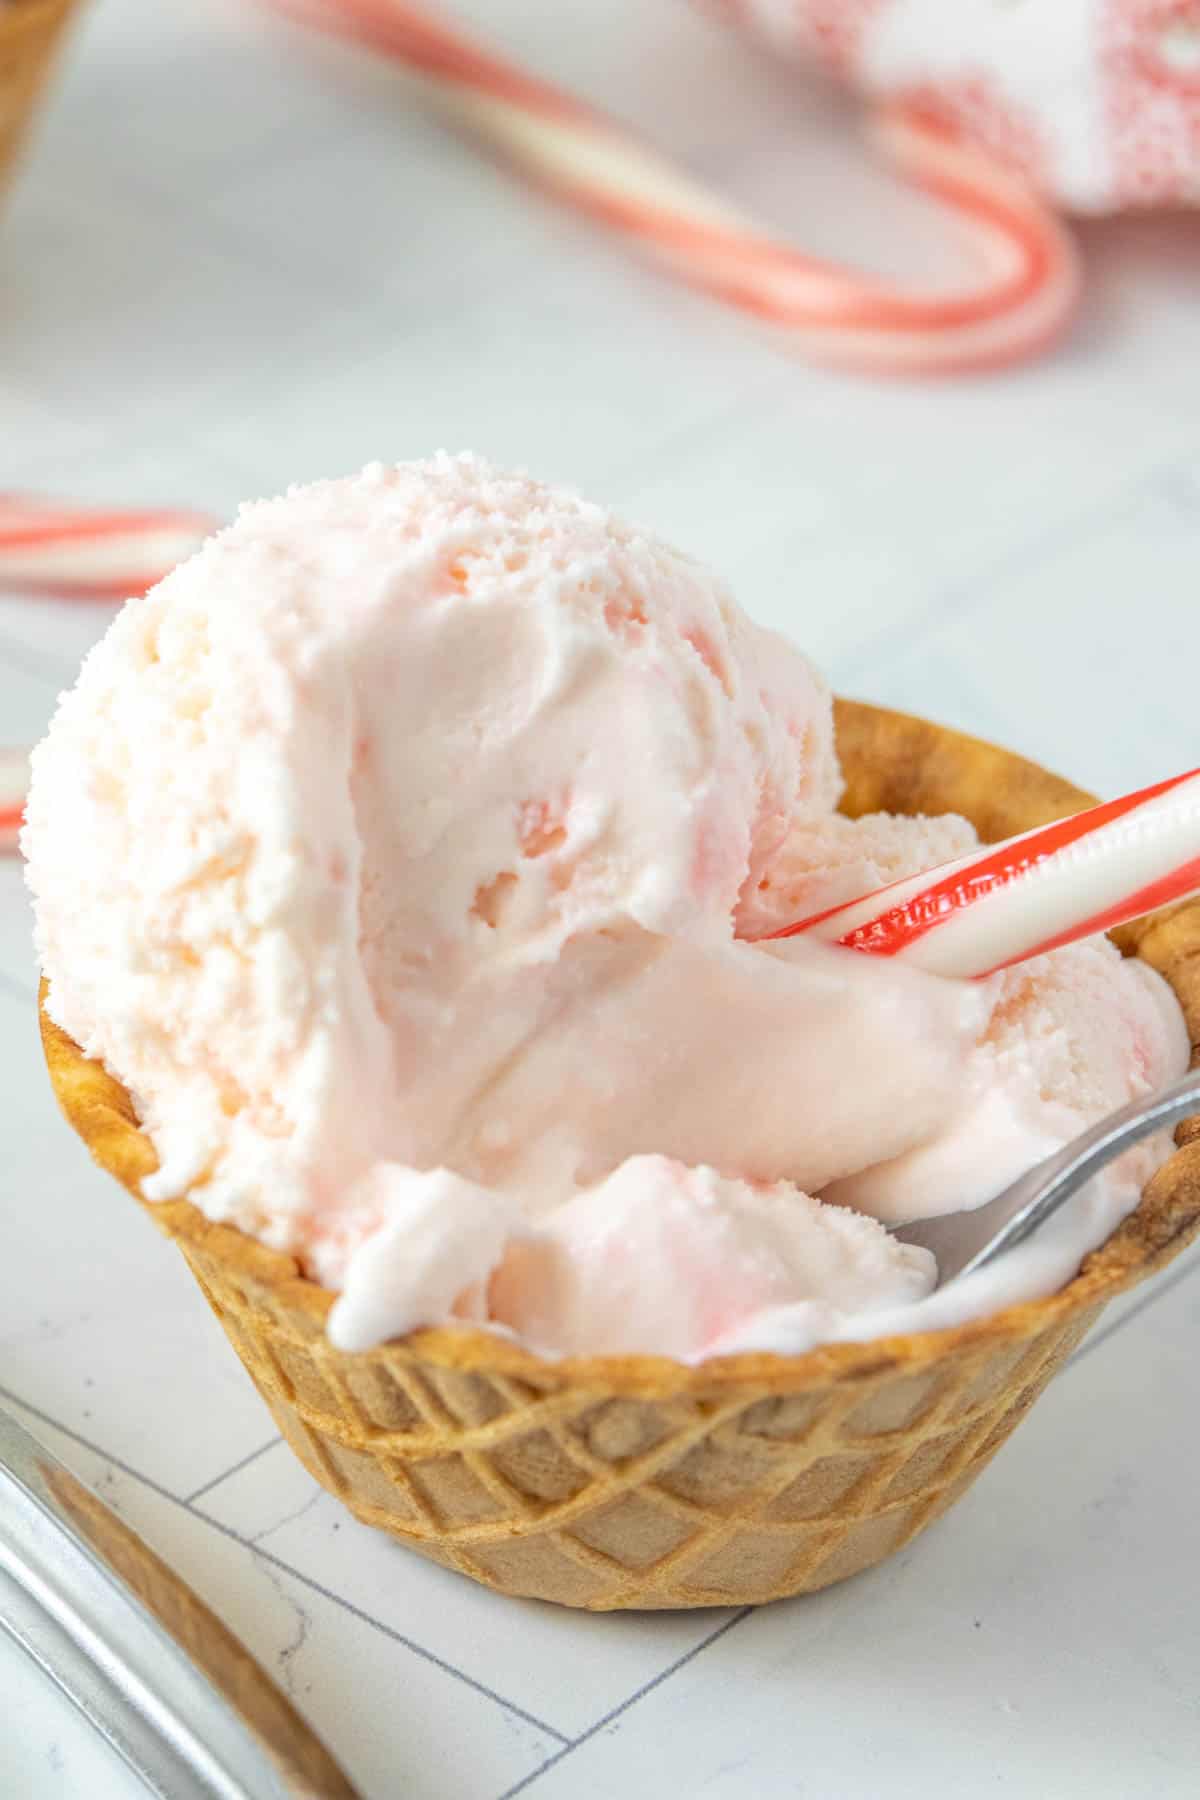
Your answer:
[183,1239,1102,1609]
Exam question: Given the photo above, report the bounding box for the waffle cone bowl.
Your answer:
[40,700,1200,1611]
[0,0,80,199]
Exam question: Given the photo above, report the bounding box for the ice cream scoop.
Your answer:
[22,455,1190,1362]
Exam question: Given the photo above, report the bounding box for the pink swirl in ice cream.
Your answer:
[23,457,1188,1358]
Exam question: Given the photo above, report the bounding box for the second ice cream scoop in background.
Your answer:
[22,456,1189,1360]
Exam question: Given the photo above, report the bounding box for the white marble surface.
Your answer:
[2,2,1199,1796]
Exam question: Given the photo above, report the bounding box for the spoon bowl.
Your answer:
[895,1068,1200,1287]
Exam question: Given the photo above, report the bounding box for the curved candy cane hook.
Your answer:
[268,0,1081,373]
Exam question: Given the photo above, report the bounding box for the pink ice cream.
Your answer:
[24,456,1189,1359]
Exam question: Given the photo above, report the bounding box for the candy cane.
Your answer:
[267,0,1080,373]
[0,496,214,854]
[264,0,1079,372]
[771,768,1200,978]
[0,749,28,854]
[0,496,214,601]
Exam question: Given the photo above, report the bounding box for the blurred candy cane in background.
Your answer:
[0,749,26,855]
[268,0,1082,374]
[0,496,213,601]
[268,0,1200,372]
[0,498,215,854]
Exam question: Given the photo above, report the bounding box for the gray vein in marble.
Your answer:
[248,1487,322,1546]
[259,1561,313,1698]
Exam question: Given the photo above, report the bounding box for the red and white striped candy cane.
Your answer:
[0,496,214,854]
[268,0,1080,374]
[0,496,214,601]
[0,749,28,855]
[771,768,1200,978]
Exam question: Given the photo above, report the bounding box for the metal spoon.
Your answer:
[894,1068,1200,1287]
